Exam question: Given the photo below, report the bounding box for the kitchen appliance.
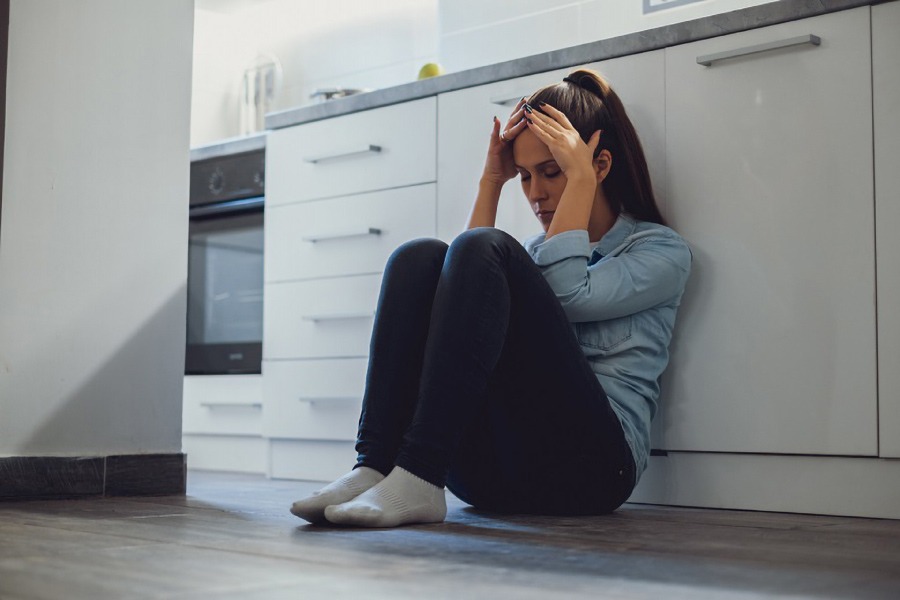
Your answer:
[186,145,265,374]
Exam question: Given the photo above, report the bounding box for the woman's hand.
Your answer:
[526,103,601,182]
[481,98,529,186]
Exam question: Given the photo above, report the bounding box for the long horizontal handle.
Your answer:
[489,93,526,106]
[298,396,360,405]
[301,227,382,243]
[302,311,374,322]
[697,34,821,66]
[200,402,262,408]
[302,144,382,164]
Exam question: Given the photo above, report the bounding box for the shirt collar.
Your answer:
[597,214,637,258]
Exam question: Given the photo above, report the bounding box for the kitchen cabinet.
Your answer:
[873,0,900,458]
[265,97,436,205]
[182,375,268,474]
[436,51,666,242]
[263,99,438,480]
[657,7,877,455]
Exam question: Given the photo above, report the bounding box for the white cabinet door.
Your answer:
[874,0,900,458]
[264,274,381,360]
[266,97,436,205]
[263,358,367,441]
[436,51,665,242]
[265,184,436,283]
[659,7,877,455]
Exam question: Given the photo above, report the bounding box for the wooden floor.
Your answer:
[1,471,899,599]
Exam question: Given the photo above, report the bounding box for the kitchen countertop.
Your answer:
[190,130,266,162]
[264,0,878,131]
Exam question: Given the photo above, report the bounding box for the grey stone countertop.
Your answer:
[190,130,266,163]
[264,0,880,131]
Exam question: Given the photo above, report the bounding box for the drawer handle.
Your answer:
[489,93,527,106]
[697,34,821,67]
[298,396,359,406]
[302,311,374,322]
[302,144,382,164]
[200,402,262,408]
[301,227,382,243]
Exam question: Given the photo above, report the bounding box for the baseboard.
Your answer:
[0,453,186,500]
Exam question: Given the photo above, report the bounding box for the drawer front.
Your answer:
[265,183,436,282]
[182,375,263,436]
[264,274,381,359]
[263,358,367,441]
[266,97,436,205]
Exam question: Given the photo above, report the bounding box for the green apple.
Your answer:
[417,62,445,80]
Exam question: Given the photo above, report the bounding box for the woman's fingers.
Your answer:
[503,115,527,141]
[537,102,574,129]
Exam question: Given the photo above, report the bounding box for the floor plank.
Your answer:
[0,470,898,599]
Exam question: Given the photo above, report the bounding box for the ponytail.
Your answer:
[529,69,666,226]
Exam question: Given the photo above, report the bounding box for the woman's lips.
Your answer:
[536,210,554,223]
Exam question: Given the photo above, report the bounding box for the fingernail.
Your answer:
[538,101,546,106]
[526,118,534,124]
[524,104,533,114]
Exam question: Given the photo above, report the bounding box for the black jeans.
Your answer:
[354,228,636,515]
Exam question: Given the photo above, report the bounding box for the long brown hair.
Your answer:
[528,68,666,225]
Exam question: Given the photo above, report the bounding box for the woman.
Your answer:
[290,69,691,527]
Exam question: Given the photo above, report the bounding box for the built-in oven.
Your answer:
[186,143,265,375]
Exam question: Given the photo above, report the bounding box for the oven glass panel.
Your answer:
[186,208,263,373]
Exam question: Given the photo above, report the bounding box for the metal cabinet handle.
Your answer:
[301,227,382,243]
[489,94,527,106]
[298,396,359,406]
[302,311,374,322]
[302,144,382,164]
[200,402,262,408]
[697,34,821,67]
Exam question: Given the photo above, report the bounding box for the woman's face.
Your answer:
[512,128,569,232]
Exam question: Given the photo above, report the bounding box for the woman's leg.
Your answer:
[326,228,634,525]
[290,238,448,522]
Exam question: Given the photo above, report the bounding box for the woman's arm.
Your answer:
[467,101,528,230]
[466,178,504,229]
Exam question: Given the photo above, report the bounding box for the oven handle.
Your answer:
[200,402,262,408]
[189,196,264,218]
[301,227,382,243]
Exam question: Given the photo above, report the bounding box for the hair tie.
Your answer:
[562,76,578,86]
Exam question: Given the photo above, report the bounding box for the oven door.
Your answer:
[186,198,264,374]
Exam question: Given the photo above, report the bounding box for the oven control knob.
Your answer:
[208,168,225,195]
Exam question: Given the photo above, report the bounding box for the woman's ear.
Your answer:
[594,149,612,183]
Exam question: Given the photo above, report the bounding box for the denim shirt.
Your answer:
[524,214,692,481]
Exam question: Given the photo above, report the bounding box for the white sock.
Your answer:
[290,466,385,523]
[324,466,447,528]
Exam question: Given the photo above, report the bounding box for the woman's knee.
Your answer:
[450,227,520,260]
[386,237,448,274]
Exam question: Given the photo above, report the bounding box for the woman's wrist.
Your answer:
[478,176,507,196]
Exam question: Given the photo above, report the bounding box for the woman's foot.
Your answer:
[290,466,385,523]
[324,466,447,527]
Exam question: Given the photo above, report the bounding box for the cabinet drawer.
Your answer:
[264,274,380,359]
[266,97,436,205]
[182,375,263,436]
[263,358,367,441]
[265,184,436,282]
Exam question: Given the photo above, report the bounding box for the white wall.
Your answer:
[0,0,194,457]
[192,0,439,145]
[192,0,778,145]
[440,0,779,72]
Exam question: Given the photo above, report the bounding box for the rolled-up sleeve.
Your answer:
[527,229,691,322]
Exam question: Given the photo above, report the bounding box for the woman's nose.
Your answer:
[528,178,546,203]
